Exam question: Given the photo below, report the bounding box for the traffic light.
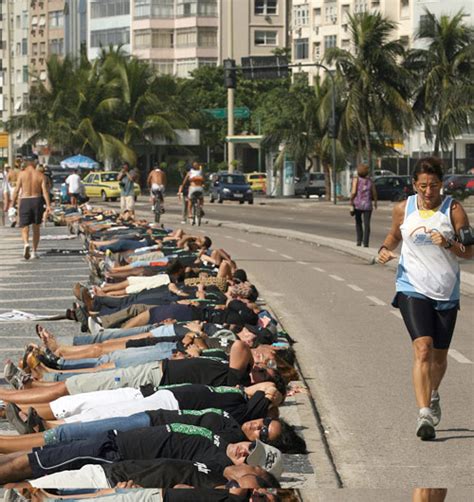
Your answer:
[224,59,237,89]
[241,56,290,80]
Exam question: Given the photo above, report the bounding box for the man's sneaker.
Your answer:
[430,391,441,426]
[416,412,436,440]
[88,316,103,335]
[31,251,39,259]
[23,244,30,260]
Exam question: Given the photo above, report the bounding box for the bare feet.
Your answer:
[35,325,58,352]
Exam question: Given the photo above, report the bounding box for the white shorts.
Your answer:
[188,186,204,198]
[30,464,111,489]
[50,387,143,419]
[151,184,165,193]
[125,274,170,294]
[63,389,179,424]
[121,195,135,211]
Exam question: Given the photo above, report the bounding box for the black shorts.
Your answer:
[19,197,45,227]
[393,292,458,349]
[28,432,121,478]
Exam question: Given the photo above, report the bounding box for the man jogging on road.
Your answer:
[147,163,167,214]
[11,159,51,260]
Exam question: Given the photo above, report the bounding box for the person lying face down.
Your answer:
[0,424,283,484]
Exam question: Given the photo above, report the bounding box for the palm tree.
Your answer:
[325,12,414,167]
[405,9,474,155]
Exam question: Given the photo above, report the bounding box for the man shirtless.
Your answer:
[147,163,167,211]
[11,160,51,260]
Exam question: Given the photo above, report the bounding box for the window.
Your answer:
[293,4,309,27]
[177,0,196,17]
[32,43,38,56]
[31,15,38,26]
[134,0,174,19]
[255,0,277,16]
[254,30,277,46]
[22,11,28,29]
[341,39,350,49]
[199,59,217,68]
[22,65,28,84]
[198,29,217,47]
[294,38,309,60]
[152,60,175,75]
[90,28,130,48]
[325,3,337,24]
[342,4,350,22]
[419,14,432,32]
[400,35,409,47]
[176,29,197,48]
[91,0,130,19]
[135,30,173,49]
[314,41,321,60]
[401,0,410,19]
[39,15,46,27]
[198,1,218,17]
[176,58,198,78]
[22,38,28,56]
[354,1,368,14]
[50,38,64,55]
[49,11,64,28]
[324,35,337,49]
[40,42,46,54]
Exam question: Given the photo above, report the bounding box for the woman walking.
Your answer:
[350,164,377,247]
[377,157,472,440]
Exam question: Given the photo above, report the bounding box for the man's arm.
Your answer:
[41,176,51,210]
[11,173,23,207]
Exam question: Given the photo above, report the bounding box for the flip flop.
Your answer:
[5,403,30,434]
[26,407,45,433]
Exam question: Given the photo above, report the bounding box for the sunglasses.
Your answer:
[259,417,273,443]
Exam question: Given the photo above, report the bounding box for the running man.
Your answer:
[147,163,167,213]
[11,159,51,260]
[377,157,472,440]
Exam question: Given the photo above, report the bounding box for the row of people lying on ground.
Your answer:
[0,206,306,502]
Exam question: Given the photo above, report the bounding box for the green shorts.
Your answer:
[65,362,163,395]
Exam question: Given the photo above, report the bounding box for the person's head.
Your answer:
[236,326,257,346]
[266,418,307,454]
[224,464,280,490]
[197,236,212,250]
[233,269,248,284]
[3,164,10,172]
[412,157,444,205]
[357,164,369,178]
[122,162,130,172]
[73,168,79,174]
[37,164,45,172]
[166,258,185,281]
[192,161,200,169]
[241,417,282,443]
[226,440,283,477]
[26,159,36,169]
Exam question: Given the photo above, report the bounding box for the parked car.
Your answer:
[442,174,474,196]
[374,175,414,201]
[246,172,267,192]
[294,172,326,198]
[373,169,396,177]
[209,172,253,204]
[465,178,474,195]
[82,171,140,202]
[51,172,70,204]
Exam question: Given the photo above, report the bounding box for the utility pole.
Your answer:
[5,0,14,165]
[226,0,235,173]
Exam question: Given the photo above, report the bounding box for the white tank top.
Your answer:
[189,168,203,180]
[396,195,459,301]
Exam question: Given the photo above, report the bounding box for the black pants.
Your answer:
[354,209,372,247]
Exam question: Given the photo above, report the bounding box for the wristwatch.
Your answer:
[443,239,453,249]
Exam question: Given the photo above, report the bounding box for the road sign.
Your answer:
[241,56,290,80]
[203,107,250,120]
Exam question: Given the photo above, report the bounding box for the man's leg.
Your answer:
[0,453,32,483]
[0,432,45,454]
[32,223,41,252]
[21,225,29,246]
[0,382,68,405]
[100,304,150,329]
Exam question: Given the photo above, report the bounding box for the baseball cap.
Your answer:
[246,439,283,478]
[244,324,276,345]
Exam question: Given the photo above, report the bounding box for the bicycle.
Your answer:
[151,189,164,223]
[189,192,203,226]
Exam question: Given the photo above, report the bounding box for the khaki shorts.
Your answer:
[125,274,170,294]
[129,251,164,263]
[65,362,163,395]
[121,195,135,211]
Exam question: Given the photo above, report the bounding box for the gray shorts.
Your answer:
[65,362,163,395]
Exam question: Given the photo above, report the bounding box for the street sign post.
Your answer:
[203,107,250,120]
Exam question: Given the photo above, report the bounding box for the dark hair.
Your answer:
[275,347,295,367]
[412,157,444,182]
[255,471,281,488]
[166,259,184,278]
[233,269,248,283]
[202,236,212,249]
[268,370,287,397]
[247,285,259,303]
[268,418,307,454]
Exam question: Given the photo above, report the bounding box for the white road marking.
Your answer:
[329,274,344,282]
[313,267,325,272]
[280,254,294,260]
[0,296,72,303]
[0,287,72,291]
[224,235,233,239]
[283,217,295,221]
[390,311,403,320]
[366,296,387,306]
[448,349,472,364]
[266,248,277,253]
[347,284,363,292]
[236,238,247,243]
[296,261,308,265]
[0,336,36,339]
[251,243,263,248]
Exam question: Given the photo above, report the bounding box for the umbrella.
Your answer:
[60,155,99,170]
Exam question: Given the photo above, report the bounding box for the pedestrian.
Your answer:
[2,164,12,214]
[65,169,82,208]
[117,162,137,216]
[350,164,377,247]
[377,157,472,440]
[11,159,51,260]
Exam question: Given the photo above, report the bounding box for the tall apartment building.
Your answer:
[64,0,88,58]
[87,0,131,61]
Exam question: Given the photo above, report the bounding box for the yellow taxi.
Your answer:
[246,172,267,192]
[82,171,141,201]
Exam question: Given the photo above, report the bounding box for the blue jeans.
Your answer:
[58,341,177,370]
[44,413,150,445]
[73,325,153,346]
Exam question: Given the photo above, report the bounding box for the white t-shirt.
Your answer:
[65,173,81,194]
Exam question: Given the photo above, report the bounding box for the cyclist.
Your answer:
[147,163,167,214]
[178,161,204,223]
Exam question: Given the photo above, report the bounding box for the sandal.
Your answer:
[4,360,31,390]
[26,407,45,433]
[6,403,30,434]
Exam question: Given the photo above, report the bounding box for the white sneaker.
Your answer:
[31,251,39,259]
[181,220,187,224]
[23,245,30,260]
[416,412,436,440]
[430,391,441,426]
[88,316,103,336]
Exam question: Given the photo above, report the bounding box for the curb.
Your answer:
[162,213,474,298]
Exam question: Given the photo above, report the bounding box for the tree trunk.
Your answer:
[433,134,440,157]
[322,161,331,200]
[362,119,371,173]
